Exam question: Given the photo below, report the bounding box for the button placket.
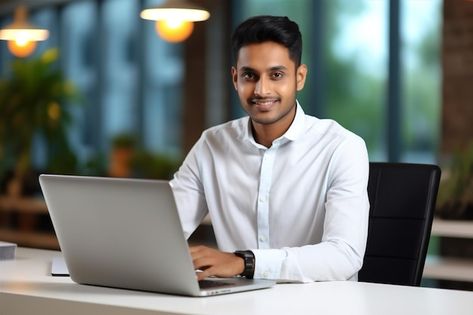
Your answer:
[256,145,278,249]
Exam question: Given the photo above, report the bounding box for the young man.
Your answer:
[170,15,369,282]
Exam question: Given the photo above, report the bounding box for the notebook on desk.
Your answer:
[39,174,275,297]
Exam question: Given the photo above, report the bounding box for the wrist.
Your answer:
[234,250,255,279]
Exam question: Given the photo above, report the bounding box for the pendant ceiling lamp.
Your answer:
[0,5,49,58]
[140,0,210,43]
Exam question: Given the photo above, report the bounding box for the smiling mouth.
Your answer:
[249,98,280,111]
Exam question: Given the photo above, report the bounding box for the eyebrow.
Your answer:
[239,66,288,72]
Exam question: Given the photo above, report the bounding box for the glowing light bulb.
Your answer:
[155,19,194,43]
[8,38,36,58]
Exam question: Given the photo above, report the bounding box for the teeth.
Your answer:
[252,99,277,105]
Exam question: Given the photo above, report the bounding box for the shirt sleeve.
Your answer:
[252,135,370,283]
[170,137,209,239]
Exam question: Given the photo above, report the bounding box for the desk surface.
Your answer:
[1,248,473,315]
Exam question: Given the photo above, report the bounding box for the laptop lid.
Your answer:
[39,174,274,296]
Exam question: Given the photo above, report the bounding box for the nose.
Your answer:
[254,76,270,96]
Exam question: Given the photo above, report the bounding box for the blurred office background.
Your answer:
[1,0,473,291]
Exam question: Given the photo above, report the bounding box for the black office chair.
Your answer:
[358,162,441,286]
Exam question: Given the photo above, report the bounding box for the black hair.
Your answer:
[231,15,302,67]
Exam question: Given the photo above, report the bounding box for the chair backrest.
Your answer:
[358,162,441,286]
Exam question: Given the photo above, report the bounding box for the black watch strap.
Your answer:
[234,250,255,279]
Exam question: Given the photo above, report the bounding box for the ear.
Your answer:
[296,64,308,91]
[231,67,238,91]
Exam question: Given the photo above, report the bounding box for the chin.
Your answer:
[250,114,279,125]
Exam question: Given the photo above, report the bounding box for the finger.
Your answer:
[197,267,216,281]
[189,245,208,254]
[189,246,199,253]
[190,246,218,263]
[193,256,215,270]
[197,270,207,281]
[189,247,207,262]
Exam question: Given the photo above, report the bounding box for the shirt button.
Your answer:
[259,196,266,203]
[259,236,266,242]
[262,272,269,278]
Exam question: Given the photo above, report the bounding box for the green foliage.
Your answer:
[0,48,80,178]
[109,133,181,180]
[323,0,383,150]
[112,133,137,149]
[437,145,473,214]
[132,150,181,180]
[81,152,108,177]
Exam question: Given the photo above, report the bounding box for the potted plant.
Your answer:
[109,133,181,180]
[108,133,137,178]
[0,48,79,196]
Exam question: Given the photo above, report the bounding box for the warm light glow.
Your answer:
[0,5,49,57]
[155,20,194,43]
[47,102,61,121]
[7,39,36,58]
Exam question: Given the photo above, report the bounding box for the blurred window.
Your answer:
[325,0,387,161]
[60,1,98,163]
[142,0,184,156]
[401,0,441,163]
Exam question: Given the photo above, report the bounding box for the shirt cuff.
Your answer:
[252,248,286,279]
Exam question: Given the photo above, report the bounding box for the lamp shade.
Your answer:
[140,0,210,22]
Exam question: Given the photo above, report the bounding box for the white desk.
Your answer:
[1,248,473,315]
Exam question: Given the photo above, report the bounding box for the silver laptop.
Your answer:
[39,174,275,297]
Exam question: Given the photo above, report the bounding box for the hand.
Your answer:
[190,245,245,281]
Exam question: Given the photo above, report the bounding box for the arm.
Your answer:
[253,136,370,282]
[170,138,209,239]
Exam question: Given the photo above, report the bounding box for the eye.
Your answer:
[241,72,256,81]
[271,71,285,80]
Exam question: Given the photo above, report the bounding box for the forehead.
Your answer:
[236,41,295,70]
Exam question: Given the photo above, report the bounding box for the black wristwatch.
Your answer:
[234,250,255,279]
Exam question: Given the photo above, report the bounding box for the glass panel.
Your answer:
[102,0,139,142]
[143,0,184,156]
[326,0,387,161]
[29,8,58,170]
[61,1,98,165]
[0,16,14,71]
[31,8,57,56]
[401,0,441,163]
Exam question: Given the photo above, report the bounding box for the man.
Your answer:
[170,15,369,283]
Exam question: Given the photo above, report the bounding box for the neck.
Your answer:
[252,107,296,148]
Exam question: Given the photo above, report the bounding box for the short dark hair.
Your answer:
[231,15,302,67]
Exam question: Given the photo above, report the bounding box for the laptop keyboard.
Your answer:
[198,279,235,289]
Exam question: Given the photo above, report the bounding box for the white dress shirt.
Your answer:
[170,102,370,282]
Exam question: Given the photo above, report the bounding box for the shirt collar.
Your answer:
[281,100,306,142]
[240,100,306,148]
